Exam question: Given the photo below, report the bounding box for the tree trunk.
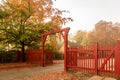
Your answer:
[21,41,26,62]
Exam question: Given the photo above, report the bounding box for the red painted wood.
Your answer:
[94,42,98,74]
[66,41,120,77]
[45,50,53,65]
[100,48,115,70]
[26,49,53,66]
[115,40,120,77]
[40,27,70,70]
[17,51,22,62]
[41,35,47,67]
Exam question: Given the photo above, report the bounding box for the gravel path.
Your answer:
[0,63,64,80]
[0,61,117,80]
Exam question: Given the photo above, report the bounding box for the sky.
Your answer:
[53,0,120,34]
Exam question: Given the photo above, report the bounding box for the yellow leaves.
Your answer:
[1,0,73,50]
[88,20,120,45]
[4,0,73,27]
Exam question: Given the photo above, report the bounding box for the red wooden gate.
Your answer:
[66,40,120,77]
[26,49,53,66]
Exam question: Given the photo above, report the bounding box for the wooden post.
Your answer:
[64,32,67,71]
[41,35,47,67]
[94,42,98,75]
[115,40,120,77]
[40,27,70,68]
[63,28,70,71]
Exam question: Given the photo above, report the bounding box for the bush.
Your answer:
[0,50,18,63]
[53,51,64,60]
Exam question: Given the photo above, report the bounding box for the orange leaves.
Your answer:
[3,0,73,28]
[88,20,120,45]
[27,71,78,80]
[0,0,73,51]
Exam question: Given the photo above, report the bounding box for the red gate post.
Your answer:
[17,51,22,62]
[59,27,70,71]
[59,28,70,71]
[41,35,47,67]
[115,40,120,77]
[63,28,69,71]
[94,42,98,75]
[40,27,70,68]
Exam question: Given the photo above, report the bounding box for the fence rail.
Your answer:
[66,40,120,77]
[18,49,53,66]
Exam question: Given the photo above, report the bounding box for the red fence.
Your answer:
[18,49,53,66]
[17,51,23,62]
[66,40,120,77]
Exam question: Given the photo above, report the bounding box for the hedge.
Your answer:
[0,50,18,63]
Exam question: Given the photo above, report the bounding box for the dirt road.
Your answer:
[0,61,64,80]
[0,60,116,80]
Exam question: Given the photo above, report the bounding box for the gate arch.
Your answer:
[40,27,70,70]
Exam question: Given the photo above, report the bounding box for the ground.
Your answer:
[0,60,116,80]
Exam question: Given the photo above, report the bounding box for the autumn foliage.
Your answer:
[0,0,72,61]
[71,20,120,46]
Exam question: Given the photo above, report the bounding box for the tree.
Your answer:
[88,20,120,45]
[71,20,120,46]
[72,30,88,46]
[0,0,72,62]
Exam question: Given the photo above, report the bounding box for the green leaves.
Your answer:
[0,11,10,19]
[0,0,72,51]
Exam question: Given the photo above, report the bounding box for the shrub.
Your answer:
[0,50,18,63]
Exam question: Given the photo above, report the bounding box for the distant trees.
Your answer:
[71,30,88,46]
[71,20,120,46]
[88,20,120,45]
[0,0,72,61]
